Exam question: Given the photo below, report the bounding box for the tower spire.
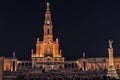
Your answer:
[43,2,53,41]
[47,2,50,11]
[44,2,52,26]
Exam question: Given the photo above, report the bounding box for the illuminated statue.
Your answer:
[107,40,119,79]
[108,40,113,48]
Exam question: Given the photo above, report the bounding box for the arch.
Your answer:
[116,64,120,69]
[47,29,50,34]
[4,63,11,71]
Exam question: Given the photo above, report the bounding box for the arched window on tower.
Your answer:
[47,29,50,34]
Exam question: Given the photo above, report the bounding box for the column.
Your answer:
[0,57,4,80]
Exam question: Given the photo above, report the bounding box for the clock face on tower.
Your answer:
[47,21,50,24]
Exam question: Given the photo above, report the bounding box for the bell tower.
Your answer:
[31,2,64,71]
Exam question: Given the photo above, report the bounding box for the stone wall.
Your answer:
[0,57,4,80]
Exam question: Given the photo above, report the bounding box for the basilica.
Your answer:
[1,3,120,75]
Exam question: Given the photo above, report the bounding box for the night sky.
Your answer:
[0,0,120,60]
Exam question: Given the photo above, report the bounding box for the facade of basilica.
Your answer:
[1,3,120,73]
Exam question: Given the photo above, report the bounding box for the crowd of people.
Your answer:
[23,72,112,80]
[3,70,118,80]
